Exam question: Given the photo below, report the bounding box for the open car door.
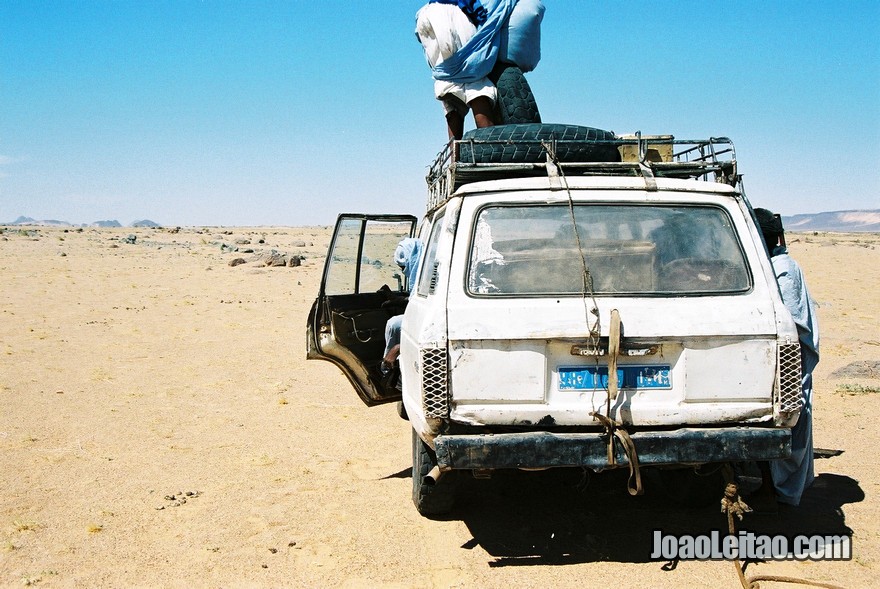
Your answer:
[307,214,418,406]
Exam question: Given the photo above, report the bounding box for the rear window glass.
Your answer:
[467,204,750,296]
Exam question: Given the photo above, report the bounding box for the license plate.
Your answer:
[558,365,672,390]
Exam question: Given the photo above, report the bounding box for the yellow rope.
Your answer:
[590,411,644,496]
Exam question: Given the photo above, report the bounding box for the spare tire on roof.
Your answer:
[489,62,542,125]
[458,123,621,164]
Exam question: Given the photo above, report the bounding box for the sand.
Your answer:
[1,226,878,588]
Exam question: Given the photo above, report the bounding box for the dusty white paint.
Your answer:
[399,176,800,460]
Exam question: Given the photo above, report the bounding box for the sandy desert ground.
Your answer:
[1,225,878,589]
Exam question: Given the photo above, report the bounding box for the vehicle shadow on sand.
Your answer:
[447,468,863,566]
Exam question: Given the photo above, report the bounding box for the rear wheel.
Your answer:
[412,429,456,516]
[396,400,408,420]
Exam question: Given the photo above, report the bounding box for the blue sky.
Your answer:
[2,0,878,226]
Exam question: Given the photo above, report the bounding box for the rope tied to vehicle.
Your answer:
[591,308,642,494]
[539,146,643,496]
[590,411,643,496]
[540,140,601,348]
[721,482,847,589]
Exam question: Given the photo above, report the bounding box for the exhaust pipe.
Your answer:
[424,465,443,485]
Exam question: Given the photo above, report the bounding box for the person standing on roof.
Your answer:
[755,207,820,506]
[415,0,543,139]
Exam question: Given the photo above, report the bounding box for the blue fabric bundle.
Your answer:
[498,0,544,73]
[429,0,543,83]
[430,0,516,83]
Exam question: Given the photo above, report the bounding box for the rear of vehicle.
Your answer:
[308,130,803,515]
[401,175,802,513]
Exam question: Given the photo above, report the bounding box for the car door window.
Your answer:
[309,214,417,407]
[324,218,416,296]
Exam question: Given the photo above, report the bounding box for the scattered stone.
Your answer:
[121,234,137,245]
[287,256,301,267]
[228,258,247,267]
[293,240,307,248]
[831,360,880,379]
[268,548,278,554]
[158,490,201,509]
[234,238,251,245]
[262,251,287,267]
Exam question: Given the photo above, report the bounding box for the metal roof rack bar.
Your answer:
[425,135,738,212]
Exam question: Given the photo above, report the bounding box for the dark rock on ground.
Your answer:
[831,360,880,379]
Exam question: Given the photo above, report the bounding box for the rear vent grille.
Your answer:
[777,342,803,414]
[421,346,449,418]
[429,261,440,294]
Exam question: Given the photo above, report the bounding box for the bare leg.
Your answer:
[383,344,401,366]
[446,111,465,140]
[469,96,495,129]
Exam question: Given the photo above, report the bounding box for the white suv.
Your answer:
[307,124,802,516]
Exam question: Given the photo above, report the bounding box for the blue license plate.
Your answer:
[558,365,671,390]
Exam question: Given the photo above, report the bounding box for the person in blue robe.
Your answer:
[756,207,820,506]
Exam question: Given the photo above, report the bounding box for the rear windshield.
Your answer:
[467,204,750,296]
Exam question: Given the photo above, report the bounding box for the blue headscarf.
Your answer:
[429,0,517,83]
[394,238,423,293]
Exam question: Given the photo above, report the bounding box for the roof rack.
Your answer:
[425,134,738,212]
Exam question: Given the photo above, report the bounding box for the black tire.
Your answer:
[412,429,456,516]
[459,123,621,164]
[488,62,541,125]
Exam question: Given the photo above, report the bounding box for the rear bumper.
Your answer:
[433,427,790,471]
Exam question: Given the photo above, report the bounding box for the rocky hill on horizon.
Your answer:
[781,209,880,233]
[4,216,157,229]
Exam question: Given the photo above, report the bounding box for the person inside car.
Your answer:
[382,237,423,373]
